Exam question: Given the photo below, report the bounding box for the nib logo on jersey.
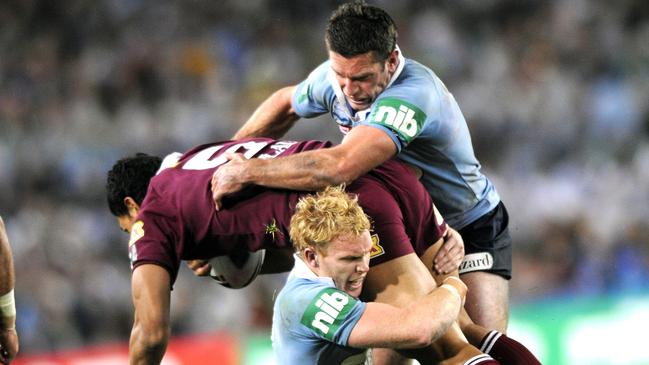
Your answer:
[370,98,425,143]
[459,252,494,274]
[301,288,357,341]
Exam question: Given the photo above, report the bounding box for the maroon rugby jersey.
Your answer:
[128,138,446,284]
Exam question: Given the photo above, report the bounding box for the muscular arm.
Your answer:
[130,265,171,365]
[0,217,18,364]
[233,86,300,139]
[348,276,466,349]
[212,126,396,208]
[0,218,14,299]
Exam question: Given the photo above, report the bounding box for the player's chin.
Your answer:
[349,100,370,110]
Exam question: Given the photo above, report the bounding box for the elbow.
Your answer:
[132,318,170,354]
[328,160,363,186]
[142,328,169,350]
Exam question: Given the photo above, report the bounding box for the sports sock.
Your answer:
[463,354,500,365]
[480,330,542,364]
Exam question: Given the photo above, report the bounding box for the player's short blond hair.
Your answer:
[290,185,370,255]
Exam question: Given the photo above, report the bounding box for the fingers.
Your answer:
[433,229,465,275]
[0,336,17,365]
[186,260,211,276]
[210,153,243,211]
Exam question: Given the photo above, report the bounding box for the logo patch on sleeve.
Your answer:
[370,234,385,259]
[128,220,145,246]
[300,287,358,341]
[369,98,426,143]
[297,82,311,104]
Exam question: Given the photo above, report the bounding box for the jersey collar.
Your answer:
[289,253,335,285]
[386,45,406,89]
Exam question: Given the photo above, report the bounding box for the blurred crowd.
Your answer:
[1,0,648,354]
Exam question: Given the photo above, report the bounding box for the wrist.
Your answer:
[0,289,16,331]
[0,289,15,318]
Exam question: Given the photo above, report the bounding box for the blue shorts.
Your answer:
[458,201,512,280]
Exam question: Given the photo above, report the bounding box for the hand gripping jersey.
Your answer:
[272,257,369,365]
[128,138,446,285]
[291,50,501,229]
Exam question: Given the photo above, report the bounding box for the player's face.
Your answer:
[317,231,372,298]
[329,50,398,111]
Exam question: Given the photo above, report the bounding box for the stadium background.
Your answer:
[1,0,648,364]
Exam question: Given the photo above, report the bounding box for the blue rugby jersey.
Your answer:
[272,256,369,365]
[292,51,500,229]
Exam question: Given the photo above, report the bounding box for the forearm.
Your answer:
[129,265,171,365]
[0,217,15,295]
[243,150,354,191]
[0,217,16,331]
[398,282,464,348]
[234,86,299,139]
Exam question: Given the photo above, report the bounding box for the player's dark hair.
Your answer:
[106,153,162,217]
[325,1,397,62]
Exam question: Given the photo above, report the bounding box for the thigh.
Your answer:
[458,202,512,332]
[459,202,513,280]
[460,271,509,332]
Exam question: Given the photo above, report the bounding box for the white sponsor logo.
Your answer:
[373,104,419,137]
[459,252,494,274]
[311,291,349,334]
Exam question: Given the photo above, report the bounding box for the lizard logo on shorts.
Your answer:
[369,98,426,143]
[370,234,385,259]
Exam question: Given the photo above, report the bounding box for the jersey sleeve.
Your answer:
[128,213,180,284]
[296,284,366,346]
[291,61,335,118]
[360,77,444,152]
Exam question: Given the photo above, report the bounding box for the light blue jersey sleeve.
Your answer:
[291,61,336,119]
[361,62,447,152]
[272,277,367,364]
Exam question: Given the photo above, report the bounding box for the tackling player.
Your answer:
[272,186,498,365]
[209,2,513,337]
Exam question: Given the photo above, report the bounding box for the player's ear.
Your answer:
[304,248,319,268]
[386,48,399,73]
[124,197,140,218]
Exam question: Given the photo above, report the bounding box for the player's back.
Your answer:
[351,158,446,257]
[141,139,333,259]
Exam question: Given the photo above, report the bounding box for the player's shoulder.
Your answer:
[382,59,441,103]
[279,277,330,305]
[298,61,331,91]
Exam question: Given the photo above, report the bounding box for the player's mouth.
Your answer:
[347,96,369,108]
[347,276,365,290]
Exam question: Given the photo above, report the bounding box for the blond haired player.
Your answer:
[272,186,498,365]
